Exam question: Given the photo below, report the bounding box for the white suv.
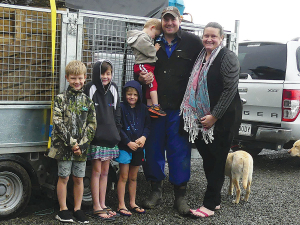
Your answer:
[233,39,300,155]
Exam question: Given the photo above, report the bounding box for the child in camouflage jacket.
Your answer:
[47,60,96,223]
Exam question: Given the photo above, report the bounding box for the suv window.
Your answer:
[238,43,287,80]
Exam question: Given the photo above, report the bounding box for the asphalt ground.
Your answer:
[2,148,300,225]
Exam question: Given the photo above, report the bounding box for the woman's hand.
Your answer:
[138,71,154,85]
[200,115,217,129]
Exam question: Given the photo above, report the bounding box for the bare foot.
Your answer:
[190,206,214,218]
[215,205,221,210]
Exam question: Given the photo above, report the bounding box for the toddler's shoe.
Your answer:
[149,111,159,118]
[148,104,167,117]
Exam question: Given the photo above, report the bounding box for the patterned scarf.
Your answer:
[180,44,223,144]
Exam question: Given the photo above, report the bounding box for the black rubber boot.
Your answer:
[173,184,190,216]
[143,181,163,209]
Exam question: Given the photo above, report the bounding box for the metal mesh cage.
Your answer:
[81,16,143,98]
[0,5,62,102]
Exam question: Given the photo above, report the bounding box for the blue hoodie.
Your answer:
[119,80,151,152]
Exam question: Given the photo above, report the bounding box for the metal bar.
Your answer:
[0,101,51,105]
[0,3,67,14]
[0,145,47,154]
[59,13,68,92]
[0,105,50,109]
[76,13,83,61]
[234,20,240,55]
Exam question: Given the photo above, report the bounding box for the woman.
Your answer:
[180,22,242,218]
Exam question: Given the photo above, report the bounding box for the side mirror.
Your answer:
[239,73,252,79]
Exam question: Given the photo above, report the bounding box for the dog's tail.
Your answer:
[242,154,253,190]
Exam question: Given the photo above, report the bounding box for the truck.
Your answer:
[233,39,300,156]
[0,1,239,219]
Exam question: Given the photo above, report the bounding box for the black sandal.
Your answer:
[103,207,120,217]
[130,206,146,214]
[92,210,115,221]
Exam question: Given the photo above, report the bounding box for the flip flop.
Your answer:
[90,210,115,221]
[190,208,213,218]
[130,206,146,214]
[103,207,120,217]
[117,208,132,217]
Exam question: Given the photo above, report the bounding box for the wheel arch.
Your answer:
[0,154,39,188]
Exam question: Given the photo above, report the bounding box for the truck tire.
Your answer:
[66,163,93,208]
[0,161,31,219]
[81,164,93,207]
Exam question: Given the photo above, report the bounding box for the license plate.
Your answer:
[239,123,252,136]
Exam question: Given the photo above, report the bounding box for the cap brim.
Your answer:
[161,11,179,18]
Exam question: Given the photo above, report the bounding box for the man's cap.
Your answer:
[161,6,181,18]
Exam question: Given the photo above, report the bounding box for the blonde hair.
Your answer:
[65,60,87,77]
[144,18,162,32]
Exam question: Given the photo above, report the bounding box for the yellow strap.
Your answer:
[48,0,56,149]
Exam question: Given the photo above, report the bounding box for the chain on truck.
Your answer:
[0,2,239,219]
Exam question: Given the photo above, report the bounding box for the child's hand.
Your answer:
[155,43,161,51]
[127,141,139,151]
[72,143,79,151]
[72,143,81,156]
[135,136,146,148]
[73,148,82,156]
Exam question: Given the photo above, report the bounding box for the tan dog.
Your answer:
[288,140,300,157]
[225,150,253,204]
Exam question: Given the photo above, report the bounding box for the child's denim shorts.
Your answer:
[57,160,86,178]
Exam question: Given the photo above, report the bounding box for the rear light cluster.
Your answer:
[282,89,300,122]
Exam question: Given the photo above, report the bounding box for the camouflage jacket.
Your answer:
[47,86,96,161]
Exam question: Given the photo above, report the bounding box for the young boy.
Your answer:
[115,80,151,216]
[47,60,97,223]
[127,18,166,117]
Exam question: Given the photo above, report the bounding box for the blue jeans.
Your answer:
[143,110,191,186]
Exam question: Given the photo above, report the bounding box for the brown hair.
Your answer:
[101,61,112,74]
[144,18,162,32]
[204,22,224,37]
[125,86,138,94]
[65,60,87,77]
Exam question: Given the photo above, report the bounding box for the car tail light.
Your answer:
[282,89,300,122]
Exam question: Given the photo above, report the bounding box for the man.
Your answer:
[136,6,203,215]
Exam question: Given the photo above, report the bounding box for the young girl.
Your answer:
[84,60,121,220]
[115,80,151,216]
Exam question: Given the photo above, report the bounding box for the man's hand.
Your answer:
[138,71,154,85]
[135,136,146,148]
[127,141,139,151]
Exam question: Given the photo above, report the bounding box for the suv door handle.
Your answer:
[241,98,247,104]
